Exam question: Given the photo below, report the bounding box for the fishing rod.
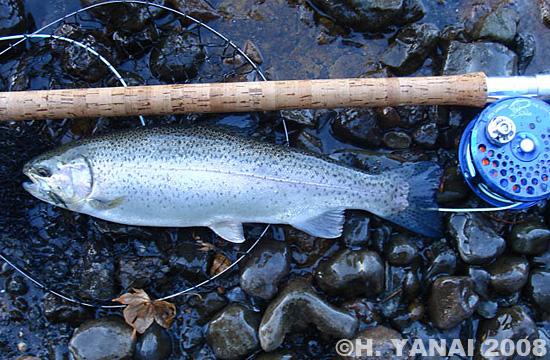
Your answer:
[0,73,549,121]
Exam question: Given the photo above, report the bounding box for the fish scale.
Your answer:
[23,126,442,242]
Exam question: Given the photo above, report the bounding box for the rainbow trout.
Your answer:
[23,126,442,242]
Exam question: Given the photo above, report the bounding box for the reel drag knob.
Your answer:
[458,97,550,209]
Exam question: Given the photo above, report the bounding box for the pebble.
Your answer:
[315,249,384,297]
[6,275,29,296]
[382,131,411,149]
[339,211,371,248]
[447,213,506,265]
[423,242,457,285]
[471,4,519,44]
[526,268,550,309]
[0,0,28,37]
[475,306,538,359]
[309,0,425,32]
[412,122,438,148]
[135,324,172,360]
[513,33,536,74]
[427,276,479,330]
[331,108,381,148]
[443,41,517,76]
[486,255,529,294]
[507,221,550,255]
[436,166,469,204]
[41,293,92,327]
[337,325,412,360]
[380,23,440,75]
[239,239,290,300]
[384,234,418,266]
[79,241,118,300]
[255,349,298,360]
[206,303,261,360]
[149,33,206,82]
[117,257,169,289]
[259,278,358,352]
[68,317,136,360]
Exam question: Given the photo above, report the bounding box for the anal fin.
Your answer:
[209,221,246,243]
[291,209,345,239]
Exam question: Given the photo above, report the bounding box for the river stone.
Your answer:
[526,268,550,309]
[310,0,425,33]
[471,5,519,44]
[206,303,261,360]
[508,221,550,255]
[447,213,506,265]
[255,349,298,360]
[41,293,92,327]
[337,325,412,360]
[423,242,457,285]
[0,0,26,37]
[427,276,479,330]
[442,41,517,76]
[135,324,172,360]
[513,33,536,74]
[69,317,136,360]
[486,255,529,294]
[259,278,358,352]
[331,108,381,148]
[384,234,418,266]
[149,32,206,83]
[380,22,439,75]
[339,211,371,248]
[239,239,290,300]
[476,306,538,359]
[382,131,411,149]
[315,249,384,297]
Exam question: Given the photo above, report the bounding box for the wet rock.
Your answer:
[206,303,261,360]
[339,211,371,248]
[412,122,438,148]
[255,349,297,360]
[436,165,469,204]
[427,276,479,330]
[382,131,411,149]
[293,129,322,153]
[423,242,457,285]
[135,324,172,360]
[508,221,550,255]
[5,275,28,296]
[526,268,550,309]
[513,33,536,74]
[331,108,381,148]
[188,291,228,322]
[384,234,418,266]
[447,213,506,265]
[343,298,380,325]
[41,294,92,327]
[81,0,166,32]
[468,267,491,299]
[51,24,121,83]
[337,325,411,360]
[310,0,425,33]
[443,41,517,76]
[150,33,206,83]
[169,242,210,279]
[282,109,315,127]
[390,301,425,331]
[476,306,538,359]
[375,107,401,129]
[402,270,421,300]
[540,0,550,28]
[476,300,499,319]
[380,23,439,75]
[78,240,118,300]
[0,0,27,36]
[401,322,444,360]
[239,239,290,300]
[487,255,529,294]
[117,257,170,289]
[69,317,136,360]
[170,0,220,23]
[471,5,519,44]
[315,249,384,297]
[259,278,358,352]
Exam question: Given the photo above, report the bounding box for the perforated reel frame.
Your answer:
[459,97,550,209]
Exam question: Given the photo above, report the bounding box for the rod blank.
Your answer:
[0,73,488,121]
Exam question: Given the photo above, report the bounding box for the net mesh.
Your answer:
[0,0,276,307]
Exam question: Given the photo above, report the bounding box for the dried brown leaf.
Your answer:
[210,252,231,276]
[196,239,215,252]
[113,288,176,336]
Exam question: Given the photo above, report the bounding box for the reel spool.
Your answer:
[459,96,550,209]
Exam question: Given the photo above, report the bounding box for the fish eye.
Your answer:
[36,166,51,177]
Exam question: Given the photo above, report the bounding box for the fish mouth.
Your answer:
[22,166,53,204]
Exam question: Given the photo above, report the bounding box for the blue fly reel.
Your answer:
[459,97,550,209]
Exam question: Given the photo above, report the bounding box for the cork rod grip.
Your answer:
[0,72,487,121]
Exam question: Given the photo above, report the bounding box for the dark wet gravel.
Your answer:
[1,0,550,359]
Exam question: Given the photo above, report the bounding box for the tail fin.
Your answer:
[384,162,443,238]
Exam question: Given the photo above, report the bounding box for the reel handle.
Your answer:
[0,73,487,121]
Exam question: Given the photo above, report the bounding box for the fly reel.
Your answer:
[459,97,550,209]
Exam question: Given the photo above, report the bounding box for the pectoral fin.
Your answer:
[291,209,345,239]
[209,221,246,243]
[88,197,126,210]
